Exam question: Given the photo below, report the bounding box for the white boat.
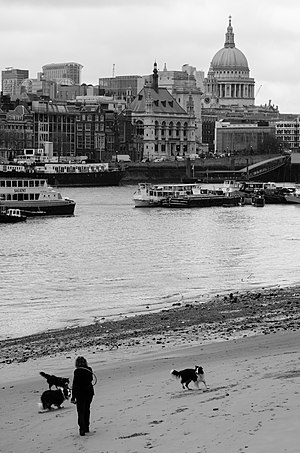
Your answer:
[133,182,204,207]
[0,177,76,216]
[284,185,300,204]
[133,182,241,208]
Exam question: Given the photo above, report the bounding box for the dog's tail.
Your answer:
[170,369,180,378]
[40,371,50,380]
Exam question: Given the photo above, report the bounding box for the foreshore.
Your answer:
[0,285,299,452]
[1,285,299,365]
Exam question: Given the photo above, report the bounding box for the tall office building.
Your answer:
[1,68,29,99]
[42,62,83,85]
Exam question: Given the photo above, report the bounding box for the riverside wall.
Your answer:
[121,154,294,184]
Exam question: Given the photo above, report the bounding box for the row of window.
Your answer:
[276,124,300,128]
[77,123,105,132]
[0,179,45,188]
[0,193,40,200]
[76,115,105,122]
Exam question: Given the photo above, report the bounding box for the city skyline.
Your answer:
[1,0,300,114]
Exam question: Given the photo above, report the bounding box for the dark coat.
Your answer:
[72,366,94,400]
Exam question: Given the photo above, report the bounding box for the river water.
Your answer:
[1,184,299,340]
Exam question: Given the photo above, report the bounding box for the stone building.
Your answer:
[203,17,255,109]
[157,64,203,146]
[128,63,196,161]
[0,105,33,155]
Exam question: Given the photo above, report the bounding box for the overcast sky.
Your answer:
[1,0,300,114]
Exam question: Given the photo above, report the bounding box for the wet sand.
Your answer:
[1,285,299,364]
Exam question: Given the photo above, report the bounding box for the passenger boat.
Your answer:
[284,185,300,204]
[133,183,240,208]
[0,207,27,223]
[0,162,125,187]
[0,177,76,216]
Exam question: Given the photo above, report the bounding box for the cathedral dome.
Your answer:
[210,17,249,71]
[211,47,248,70]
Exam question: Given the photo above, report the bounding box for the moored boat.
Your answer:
[0,177,76,216]
[0,162,125,187]
[0,207,27,223]
[133,182,241,208]
[284,185,300,204]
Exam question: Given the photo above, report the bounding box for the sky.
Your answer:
[1,0,300,114]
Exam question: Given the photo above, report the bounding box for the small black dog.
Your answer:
[40,371,69,390]
[170,365,208,390]
[40,386,71,411]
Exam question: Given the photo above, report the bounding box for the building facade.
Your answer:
[0,105,33,155]
[215,119,276,155]
[272,117,300,151]
[98,75,144,101]
[1,68,29,100]
[128,63,196,161]
[157,64,203,146]
[42,62,83,85]
[31,101,77,158]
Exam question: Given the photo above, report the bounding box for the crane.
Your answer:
[255,84,262,97]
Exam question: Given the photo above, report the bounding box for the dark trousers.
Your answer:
[76,395,93,433]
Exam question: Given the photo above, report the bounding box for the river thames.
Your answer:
[1,184,299,340]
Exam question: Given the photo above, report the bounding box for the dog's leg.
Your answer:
[201,378,208,390]
[185,380,192,390]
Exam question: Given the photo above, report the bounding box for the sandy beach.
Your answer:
[1,285,299,452]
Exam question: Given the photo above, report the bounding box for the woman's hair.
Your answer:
[75,356,88,368]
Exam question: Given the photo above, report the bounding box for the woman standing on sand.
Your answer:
[71,356,95,436]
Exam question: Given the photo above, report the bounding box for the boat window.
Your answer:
[35,194,39,200]
[13,194,18,200]
[0,181,5,187]
[30,194,35,200]
[24,181,28,187]
[24,194,29,200]
[6,181,11,187]
[18,180,23,187]
[12,181,17,187]
[7,194,11,200]
[17,194,24,201]
[35,181,39,187]
[29,181,34,187]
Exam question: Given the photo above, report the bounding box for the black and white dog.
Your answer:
[170,365,208,390]
[40,385,71,411]
[40,371,70,390]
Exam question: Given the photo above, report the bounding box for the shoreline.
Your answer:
[1,284,299,366]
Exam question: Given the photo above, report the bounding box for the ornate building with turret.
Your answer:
[203,17,255,109]
[128,63,196,161]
